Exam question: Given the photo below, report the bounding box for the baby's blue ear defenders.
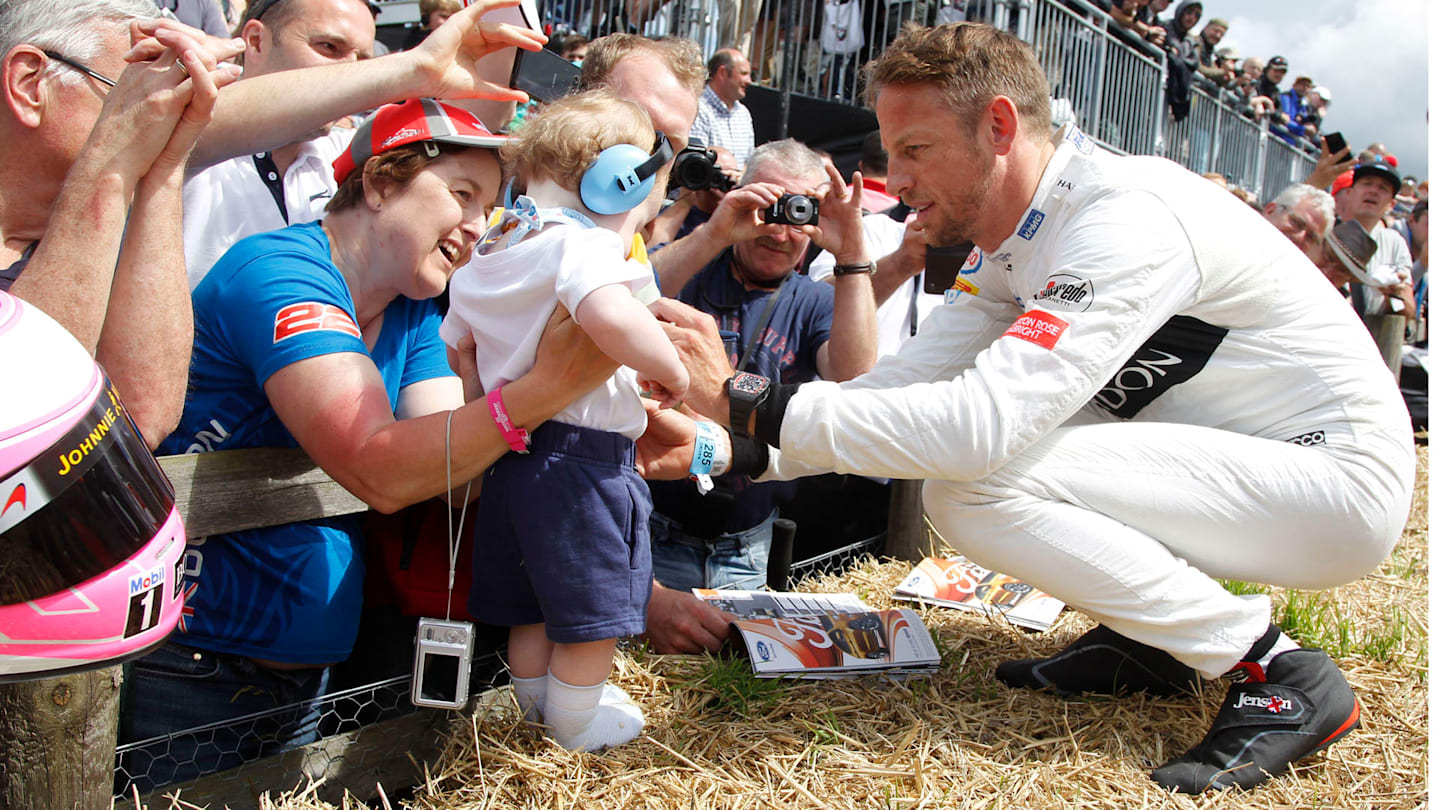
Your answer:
[579,131,675,215]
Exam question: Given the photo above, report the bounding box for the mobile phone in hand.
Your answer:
[1323,131,1348,158]
[508,46,581,104]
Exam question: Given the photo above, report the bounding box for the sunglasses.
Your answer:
[42,50,116,88]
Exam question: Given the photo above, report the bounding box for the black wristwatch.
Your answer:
[726,372,770,439]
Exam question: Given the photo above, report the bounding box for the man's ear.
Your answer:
[3,46,49,129]
[984,95,1021,156]
[240,19,268,63]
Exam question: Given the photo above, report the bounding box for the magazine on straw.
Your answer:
[695,589,940,679]
[893,556,1065,631]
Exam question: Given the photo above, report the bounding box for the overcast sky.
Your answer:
[1184,0,1429,180]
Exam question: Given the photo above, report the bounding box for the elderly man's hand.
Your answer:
[85,38,241,183]
[805,165,867,265]
[652,298,735,424]
[644,582,734,654]
[410,0,548,102]
[703,181,790,248]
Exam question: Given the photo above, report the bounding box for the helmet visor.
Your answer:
[0,380,174,606]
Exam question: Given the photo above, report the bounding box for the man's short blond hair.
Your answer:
[501,88,656,193]
[579,33,705,96]
[864,22,1052,140]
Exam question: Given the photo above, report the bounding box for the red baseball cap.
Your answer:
[333,98,508,185]
[1331,170,1354,193]
[1383,154,1399,168]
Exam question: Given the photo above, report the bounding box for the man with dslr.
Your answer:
[645,139,877,593]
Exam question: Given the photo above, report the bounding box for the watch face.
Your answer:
[731,373,769,396]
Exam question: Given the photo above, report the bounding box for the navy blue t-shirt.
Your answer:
[650,251,835,534]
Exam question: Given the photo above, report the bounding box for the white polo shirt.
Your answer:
[182,128,353,290]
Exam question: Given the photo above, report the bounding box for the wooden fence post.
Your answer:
[0,666,122,810]
[884,478,930,562]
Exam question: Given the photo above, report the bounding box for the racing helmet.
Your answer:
[0,291,186,681]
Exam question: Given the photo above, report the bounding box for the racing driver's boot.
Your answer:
[995,624,1202,697]
[1151,647,1360,793]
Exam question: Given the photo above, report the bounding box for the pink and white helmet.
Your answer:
[0,291,185,681]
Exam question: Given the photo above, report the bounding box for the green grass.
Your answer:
[1220,579,1270,596]
[807,709,845,747]
[683,654,787,717]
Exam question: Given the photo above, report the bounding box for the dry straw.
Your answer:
[161,447,1430,810]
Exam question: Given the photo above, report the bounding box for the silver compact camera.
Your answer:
[411,617,475,710]
[762,193,820,226]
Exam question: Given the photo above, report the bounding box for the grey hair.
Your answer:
[1270,182,1337,239]
[0,0,156,87]
[740,138,825,187]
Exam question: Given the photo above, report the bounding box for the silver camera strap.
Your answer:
[443,408,473,621]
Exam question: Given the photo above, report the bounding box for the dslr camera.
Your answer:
[672,139,737,192]
[763,193,821,227]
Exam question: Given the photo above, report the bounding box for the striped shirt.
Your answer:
[690,85,755,169]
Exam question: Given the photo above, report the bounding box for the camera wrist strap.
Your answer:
[443,409,473,622]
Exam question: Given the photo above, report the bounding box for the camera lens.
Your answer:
[784,195,815,224]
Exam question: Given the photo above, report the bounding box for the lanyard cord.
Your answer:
[443,409,472,623]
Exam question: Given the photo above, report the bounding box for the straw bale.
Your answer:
[235,446,1427,810]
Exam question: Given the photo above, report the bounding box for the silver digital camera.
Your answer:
[411,617,475,710]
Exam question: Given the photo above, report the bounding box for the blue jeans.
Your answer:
[116,641,328,794]
[649,509,776,592]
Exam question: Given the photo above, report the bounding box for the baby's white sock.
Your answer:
[545,672,645,752]
[511,674,547,723]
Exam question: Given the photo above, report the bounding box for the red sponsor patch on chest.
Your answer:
[273,302,362,343]
[1003,309,1069,350]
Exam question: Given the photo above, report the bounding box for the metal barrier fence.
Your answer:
[1024,0,1164,157]
[534,0,1312,199]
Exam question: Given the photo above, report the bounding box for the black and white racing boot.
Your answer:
[1150,648,1360,793]
[995,624,1202,697]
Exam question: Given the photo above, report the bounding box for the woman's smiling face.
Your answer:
[370,148,502,300]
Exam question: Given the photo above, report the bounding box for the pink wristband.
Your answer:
[485,387,530,453]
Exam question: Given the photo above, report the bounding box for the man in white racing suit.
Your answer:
[646,22,1415,794]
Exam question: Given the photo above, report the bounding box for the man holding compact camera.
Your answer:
[645,138,877,594]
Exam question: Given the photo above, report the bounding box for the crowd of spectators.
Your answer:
[2,0,1425,797]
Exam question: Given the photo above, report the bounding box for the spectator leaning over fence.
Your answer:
[1134,0,1171,40]
[120,98,623,788]
[1190,16,1226,79]
[1277,74,1314,144]
[1263,183,1334,263]
[645,138,877,610]
[1256,55,1288,119]
[690,47,755,170]
[443,91,688,752]
[0,0,240,448]
[644,21,1415,794]
[1106,0,1166,47]
[1159,1,1201,121]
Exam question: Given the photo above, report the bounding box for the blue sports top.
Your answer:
[159,222,453,663]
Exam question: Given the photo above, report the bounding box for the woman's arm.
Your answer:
[264,307,615,513]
